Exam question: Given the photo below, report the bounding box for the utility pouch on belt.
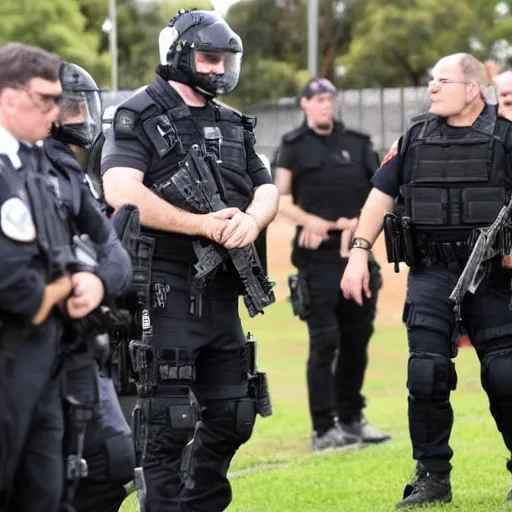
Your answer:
[288,273,311,319]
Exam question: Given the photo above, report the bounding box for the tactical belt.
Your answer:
[151,259,191,274]
[383,212,475,269]
[415,238,470,267]
[384,216,512,272]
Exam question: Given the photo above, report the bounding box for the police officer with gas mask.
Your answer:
[342,53,512,508]
[100,9,279,512]
[43,62,135,512]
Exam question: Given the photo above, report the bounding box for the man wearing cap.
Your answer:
[273,77,390,451]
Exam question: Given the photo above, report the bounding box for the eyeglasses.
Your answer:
[16,85,62,113]
[429,78,473,86]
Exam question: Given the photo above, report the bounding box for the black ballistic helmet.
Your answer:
[158,9,243,97]
[52,62,102,148]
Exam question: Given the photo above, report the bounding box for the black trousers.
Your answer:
[141,262,255,512]
[0,316,64,512]
[68,358,134,512]
[299,256,381,433]
[405,263,512,474]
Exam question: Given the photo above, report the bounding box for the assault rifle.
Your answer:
[449,197,512,320]
[153,139,275,318]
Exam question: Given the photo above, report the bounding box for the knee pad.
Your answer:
[482,348,512,396]
[407,352,457,400]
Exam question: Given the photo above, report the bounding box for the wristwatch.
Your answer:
[350,237,372,251]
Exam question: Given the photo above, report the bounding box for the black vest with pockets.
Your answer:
[400,105,512,242]
[112,78,252,262]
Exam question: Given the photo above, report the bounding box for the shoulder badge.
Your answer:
[380,138,400,166]
[115,108,136,129]
[1,197,36,242]
[113,108,139,140]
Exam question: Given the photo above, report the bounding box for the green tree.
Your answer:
[0,0,110,85]
[226,0,364,79]
[479,1,512,67]
[224,0,368,105]
[339,0,497,88]
[113,0,214,90]
[230,58,307,109]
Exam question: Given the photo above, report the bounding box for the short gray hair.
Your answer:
[456,53,487,87]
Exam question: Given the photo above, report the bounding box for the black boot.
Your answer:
[395,467,451,509]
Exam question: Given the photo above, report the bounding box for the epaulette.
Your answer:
[410,111,436,125]
[213,99,243,118]
[282,125,308,144]
[113,90,159,139]
[212,100,258,131]
[400,112,439,147]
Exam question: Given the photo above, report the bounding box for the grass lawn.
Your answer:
[121,300,512,512]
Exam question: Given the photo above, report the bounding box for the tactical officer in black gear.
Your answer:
[0,43,130,512]
[100,9,279,512]
[342,53,512,508]
[0,43,71,512]
[274,77,390,452]
[43,62,135,512]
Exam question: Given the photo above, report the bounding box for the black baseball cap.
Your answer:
[301,77,337,99]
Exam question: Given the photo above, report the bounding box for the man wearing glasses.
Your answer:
[0,42,70,512]
[0,43,129,512]
[342,53,512,508]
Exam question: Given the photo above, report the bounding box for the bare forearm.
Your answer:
[354,189,395,245]
[277,194,313,226]
[105,178,205,235]
[245,184,280,230]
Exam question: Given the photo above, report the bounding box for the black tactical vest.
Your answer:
[286,123,372,221]
[400,105,512,241]
[112,75,254,262]
[43,139,83,218]
[280,122,373,266]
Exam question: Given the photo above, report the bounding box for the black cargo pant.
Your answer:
[299,254,382,433]
[0,316,64,512]
[139,262,256,512]
[404,263,512,474]
[65,349,134,512]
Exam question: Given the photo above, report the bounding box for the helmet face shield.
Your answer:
[190,48,242,95]
[57,90,102,147]
[158,10,244,97]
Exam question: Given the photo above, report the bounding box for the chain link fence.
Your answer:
[100,85,498,161]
